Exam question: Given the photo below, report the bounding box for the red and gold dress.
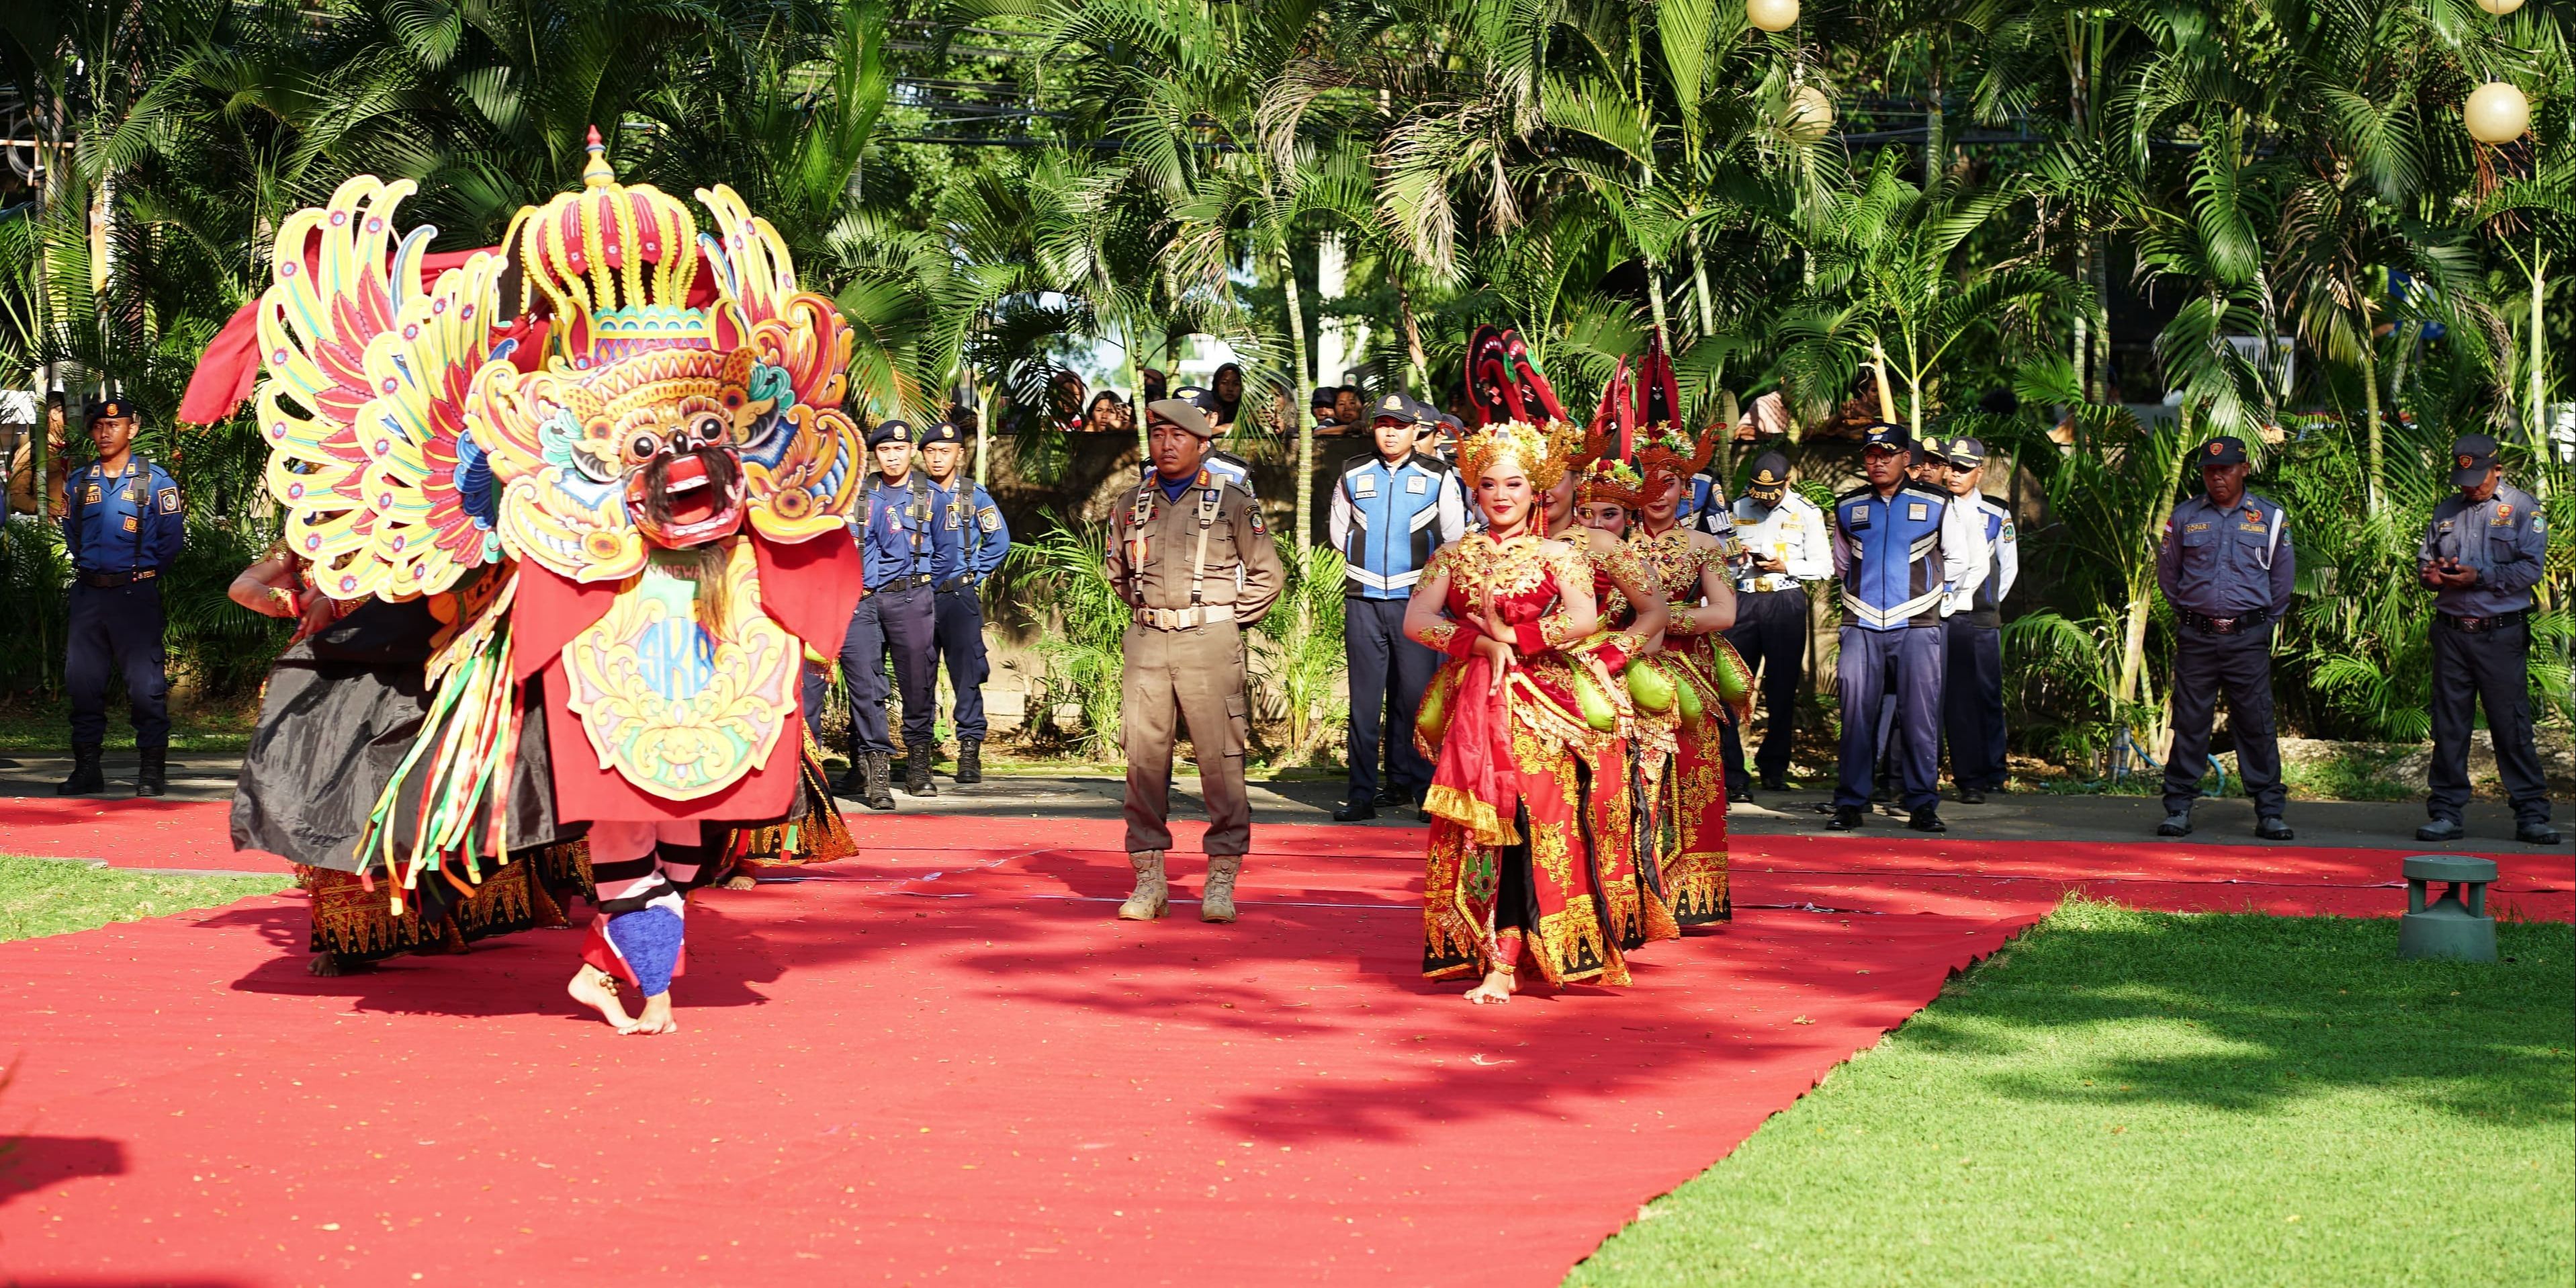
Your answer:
[1626,525,1754,925]
[1567,533,1683,951]
[1414,533,1633,987]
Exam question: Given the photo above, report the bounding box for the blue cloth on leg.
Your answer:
[605,906,685,998]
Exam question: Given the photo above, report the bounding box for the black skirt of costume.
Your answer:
[230,596,586,961]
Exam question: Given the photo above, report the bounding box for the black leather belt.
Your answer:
[2439,609,2528,634]
[2180,606,2269,636]
[936,575,978,594]
[77,568,159,588]
[868,574,934,594]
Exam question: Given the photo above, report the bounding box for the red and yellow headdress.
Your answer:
[1633,425,1717,501]
[1574,456,1643,508]
[1458,420,1586,492]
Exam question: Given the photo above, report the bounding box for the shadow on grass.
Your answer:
[1896,900,2573,1124]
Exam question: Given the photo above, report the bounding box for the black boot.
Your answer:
[954,740,983,785]
[902,741,938,797]
[831,755,867,800]
[136,746,169,798]
[56,744,106,796]
[860,752,897,812]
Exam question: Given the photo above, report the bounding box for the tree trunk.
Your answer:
[1397,274,1430,397]
[1121,318,1149,462]
[2115,415,2192,708]
[2358,335,2385,515]
[1688,228,1716,336]
[1646,265,1673,365]
[1280,246,1315,552]
[2531,243,2549,464]
[2073,238,2091,402]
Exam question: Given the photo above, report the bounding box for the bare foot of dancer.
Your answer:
[721,873,758,891]
[1464,969,1515,1004]
[568,964,639,1032]
[627,992,678,1035]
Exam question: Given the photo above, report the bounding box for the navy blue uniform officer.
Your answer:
[803,419,943,811]
[2155,435,2295,841]
[56,398,185,797]
[2411,435,2557,846]
[918,415,1011,786]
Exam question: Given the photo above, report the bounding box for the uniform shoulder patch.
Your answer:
[979,510,1002,533]
[2001,520,2016,542]
[1247,507,1268,535]
[158,488,181,514]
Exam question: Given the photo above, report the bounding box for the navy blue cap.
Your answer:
[1747,452,1791,494]
[1370,392,1439,427]
[916,419,964,447]
[867,419,915,448]
[87,396,136,421]
[2448,434,2498,487]
[1861,422,1910,453]
[2198,435,2248,467]
[1945,436,1988,469]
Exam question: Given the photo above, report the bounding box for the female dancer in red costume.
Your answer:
[1407,421,1628,1003]
[1625,430,1747,925]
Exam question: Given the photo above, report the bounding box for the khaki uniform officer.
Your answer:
[1107,396,1285,923]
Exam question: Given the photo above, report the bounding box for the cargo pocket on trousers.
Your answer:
[1223,692,1249,758]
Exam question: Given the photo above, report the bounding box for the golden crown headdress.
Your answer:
[1458,420,1585,492]
[506,128,748,367]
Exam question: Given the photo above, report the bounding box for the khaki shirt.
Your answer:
[1106,468,1284,623]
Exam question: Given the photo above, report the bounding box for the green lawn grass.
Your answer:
[1570,900,2575,1287]
[0,855,287,943]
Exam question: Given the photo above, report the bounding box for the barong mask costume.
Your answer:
[253,130,867,947]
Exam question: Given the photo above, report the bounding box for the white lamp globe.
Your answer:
[1787,85,1834,139]
[2474,0,2524,16]
[1748,0,1800,33]
[2464,81,2530,144]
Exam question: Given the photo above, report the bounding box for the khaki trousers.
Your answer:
[1121,619,1252,856]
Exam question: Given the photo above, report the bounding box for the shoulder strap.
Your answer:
[1188,484,1224,607]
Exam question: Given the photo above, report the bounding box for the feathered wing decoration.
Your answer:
[257,175,509,601]
[695,183,865,543]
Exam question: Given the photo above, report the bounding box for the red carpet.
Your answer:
[1,807,2569,1287]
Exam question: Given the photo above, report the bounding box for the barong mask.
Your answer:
[257,128,862,601]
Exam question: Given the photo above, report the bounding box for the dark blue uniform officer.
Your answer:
[1827,424,1982,832]
[2155,435,2296,841]
[805,419,942,810]
[1327,393,1466,820]
[56,398,184,798]
[2412,435,2557,846]
[918,417,1010,786]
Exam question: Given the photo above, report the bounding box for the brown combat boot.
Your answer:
[1201,855,1242,923]
[1118,851,1168,920]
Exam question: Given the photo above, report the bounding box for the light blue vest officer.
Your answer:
[1327,393,1468,818]
[920,417,1011,782]
[57,396,185,798]
[1827,423,1983,829]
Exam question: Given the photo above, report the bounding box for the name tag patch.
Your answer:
[1907,503,1929,521]
[1846,507,1870,530]
[2186,522,2210,533]
[1353,477,1377,497]
[1405,475,1427,495]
